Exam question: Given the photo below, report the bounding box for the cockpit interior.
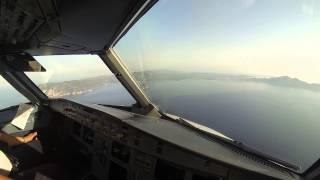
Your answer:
[0,0,320,180]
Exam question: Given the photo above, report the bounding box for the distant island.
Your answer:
[249,76,320,91]
[39,75,117,97]
[133,70,320,91]
[38,70,320,97]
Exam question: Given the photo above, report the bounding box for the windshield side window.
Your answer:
[113,0,320,173]
[0,76,29,110]
[25,55,136,107]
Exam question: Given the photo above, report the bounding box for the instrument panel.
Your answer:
[49,99,301,180]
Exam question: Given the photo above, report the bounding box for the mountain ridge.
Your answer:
[38,71,320,97]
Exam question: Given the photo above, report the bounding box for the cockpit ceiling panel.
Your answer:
[0,0,150,56]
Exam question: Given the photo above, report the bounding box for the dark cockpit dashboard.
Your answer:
[42,99,301,180]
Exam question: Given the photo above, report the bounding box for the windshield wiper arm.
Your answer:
[231,140,300,172]
[160,112,300,172]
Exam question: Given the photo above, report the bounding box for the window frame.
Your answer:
[23,54,142,109]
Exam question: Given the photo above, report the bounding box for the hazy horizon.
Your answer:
[1,66,319,88]
[30,69,320,86]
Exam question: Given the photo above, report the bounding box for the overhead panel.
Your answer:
[0,0,150,56]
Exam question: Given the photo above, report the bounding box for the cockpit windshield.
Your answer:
[113,0,320,173]
[26,55,136,107]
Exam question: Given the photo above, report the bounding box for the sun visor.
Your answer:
[0,53,46,72]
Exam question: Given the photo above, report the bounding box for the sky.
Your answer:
[115,0,320,84]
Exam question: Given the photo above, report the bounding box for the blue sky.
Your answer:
[115,0,320,83]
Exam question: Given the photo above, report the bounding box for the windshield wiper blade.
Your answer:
[231,140,300,171]
[97,104,132,112]
[161,112,300,172]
